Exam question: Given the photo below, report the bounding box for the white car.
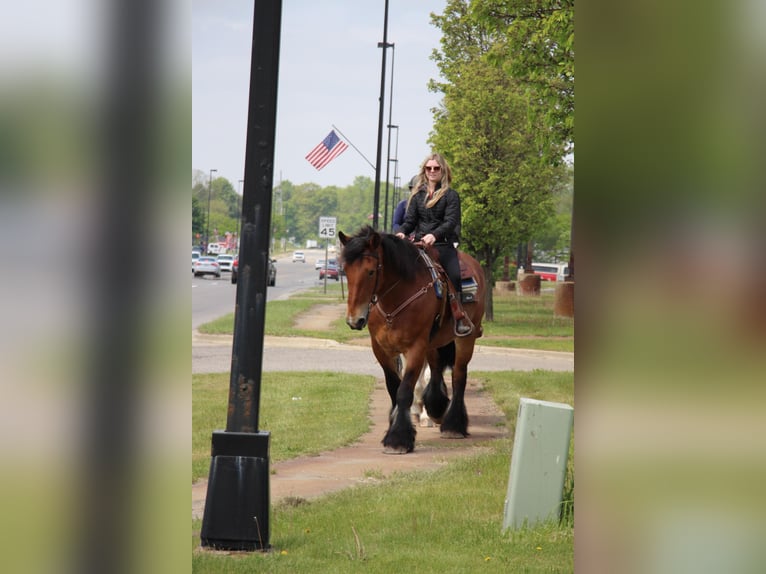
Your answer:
[216,254,235,272]
[193,256,221,278]
[192,251,200,272]
[292,251,306,263]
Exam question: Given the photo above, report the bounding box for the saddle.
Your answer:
[419,248,479,304]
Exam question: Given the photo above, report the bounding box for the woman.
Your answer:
[396,153,472,336]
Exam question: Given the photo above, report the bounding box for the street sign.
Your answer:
[319,216,337,239]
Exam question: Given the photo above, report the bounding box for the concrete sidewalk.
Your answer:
[192,331,574,375]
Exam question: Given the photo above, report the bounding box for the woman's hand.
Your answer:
[395,232,405,239]
[421,233,436,246]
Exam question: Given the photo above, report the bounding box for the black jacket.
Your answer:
[399,185,461,245]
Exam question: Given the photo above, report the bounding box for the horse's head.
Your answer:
[339,227,382,330]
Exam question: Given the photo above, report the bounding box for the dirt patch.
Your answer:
[293,303,346,331]
[192,376,508,519]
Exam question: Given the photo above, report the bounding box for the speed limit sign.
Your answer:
[319,216,336,239]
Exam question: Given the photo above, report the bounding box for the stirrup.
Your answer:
[454,317,474,337]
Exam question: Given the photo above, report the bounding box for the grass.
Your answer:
[192,370,574,573]
[481,291,574,352]
[198,283,573,353]
[193,371,375,482]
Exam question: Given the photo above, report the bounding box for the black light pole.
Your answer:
[383,42,396,231]
[372,0,391,230]
[200,0,282,551]
[237,178,244,251]
[385,123,397,231]
[390,125,401,229]
[205,168,217,252]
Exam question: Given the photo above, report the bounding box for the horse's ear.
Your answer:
[339,231,349,246]
[369,232,380,250]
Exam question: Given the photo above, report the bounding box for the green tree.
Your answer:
[472,0,574,155]
[533,166,572,260]
[192,195,205,241]
[431,54,564,320]
[191,173,239,247]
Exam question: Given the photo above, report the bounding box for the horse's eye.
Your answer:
[368,269,375,277]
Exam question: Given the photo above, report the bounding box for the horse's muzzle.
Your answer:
[346,314,368,330]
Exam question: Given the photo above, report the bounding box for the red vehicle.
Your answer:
[319,264,340,281]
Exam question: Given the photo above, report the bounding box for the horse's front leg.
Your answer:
[440,343,473,438]
[382,352,426,454]
[371,340,401,408]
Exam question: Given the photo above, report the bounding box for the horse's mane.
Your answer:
[342,225,421,282]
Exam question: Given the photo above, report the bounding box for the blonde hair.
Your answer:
[411,153,452,208]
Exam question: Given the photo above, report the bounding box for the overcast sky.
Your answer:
[192,0,447,191]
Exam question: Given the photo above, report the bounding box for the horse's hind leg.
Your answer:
[411,363,433,427]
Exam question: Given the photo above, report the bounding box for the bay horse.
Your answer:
[339,226,486,453]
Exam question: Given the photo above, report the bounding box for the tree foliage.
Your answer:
[472,0,574,155]
[428,0,569,319]
[191,173,385,248]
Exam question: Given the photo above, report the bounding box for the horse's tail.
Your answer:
[437,341,455,370]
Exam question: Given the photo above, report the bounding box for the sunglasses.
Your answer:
[425,165,441,172]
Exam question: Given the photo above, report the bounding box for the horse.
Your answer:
[339,226,486,453]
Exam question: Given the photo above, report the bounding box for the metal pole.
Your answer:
[200,0,282,552]
[205,168,217,252]
[388,125,399,231]
[383,44,395,231]
[373,0,391,230]
[391,125,400,229]
[237,178,244,252]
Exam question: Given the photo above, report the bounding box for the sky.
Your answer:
[192,0,447,191]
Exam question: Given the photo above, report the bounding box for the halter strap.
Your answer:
[373,283,432,327]
[368,247,438,327]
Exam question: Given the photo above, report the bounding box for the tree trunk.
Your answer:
[483,261,494,321]
[554,281,574,317]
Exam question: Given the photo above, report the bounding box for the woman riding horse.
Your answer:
[396,152,472,337]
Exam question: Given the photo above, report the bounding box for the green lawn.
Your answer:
[192,370,574,573]
[193,371,375,482]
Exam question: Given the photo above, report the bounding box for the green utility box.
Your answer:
[502,397,573,530]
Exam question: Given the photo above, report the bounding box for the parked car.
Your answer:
[231,257,277,286]
[193,256,221,278]
[319,264,340,281]
[216,254,235,272]
[292,250,306,263]
[192,251,200,272]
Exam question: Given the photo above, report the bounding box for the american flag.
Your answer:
[305,130,348,170]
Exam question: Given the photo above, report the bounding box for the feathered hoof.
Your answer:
[440,430,468,439]
[383,445,411,455]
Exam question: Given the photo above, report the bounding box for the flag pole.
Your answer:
[332,124,375,172]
